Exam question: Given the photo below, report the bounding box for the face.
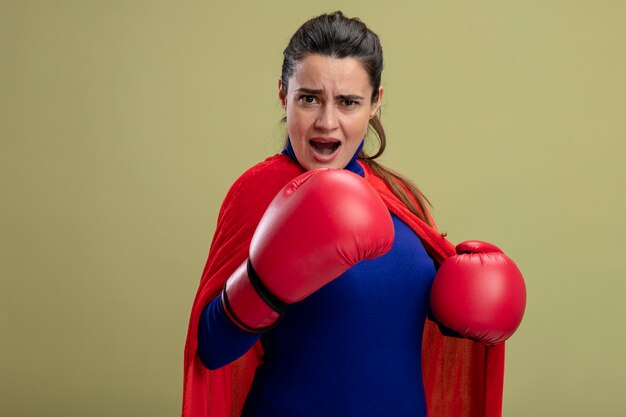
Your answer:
[279,54,383,170]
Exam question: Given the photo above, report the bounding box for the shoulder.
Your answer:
[361,160,434,222]
[224,154,304,208]
[203,154,304,283]
[360,160,404,203]
[215,154,305,233]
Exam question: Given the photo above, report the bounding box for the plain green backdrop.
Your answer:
[2,1,625,416]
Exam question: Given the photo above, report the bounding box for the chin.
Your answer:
[305,160,345,171]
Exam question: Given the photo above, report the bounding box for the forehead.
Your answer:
[290,54,372,93]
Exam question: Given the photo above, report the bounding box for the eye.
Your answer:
[298,95,319,105]
[341,99,359,108]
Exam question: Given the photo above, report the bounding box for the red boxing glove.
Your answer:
[429,240,526,345]
[222,168,394,333]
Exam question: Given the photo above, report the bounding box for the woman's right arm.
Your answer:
[198,168,395,369]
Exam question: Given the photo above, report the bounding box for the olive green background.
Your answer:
[2,1,625,416]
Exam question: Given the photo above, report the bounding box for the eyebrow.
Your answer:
[295,88,365,101]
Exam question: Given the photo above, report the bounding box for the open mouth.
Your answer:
[309,138,341,156]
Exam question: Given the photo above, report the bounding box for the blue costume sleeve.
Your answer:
[197,295,261,370]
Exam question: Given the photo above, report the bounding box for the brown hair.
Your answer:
[281,11,434,226]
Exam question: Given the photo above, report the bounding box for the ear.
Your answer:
[370,86,384,118]
[278,79,287,109]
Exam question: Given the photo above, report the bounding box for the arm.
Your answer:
[220,168,394,333]
[197,295,261,370]
[196,168,394,369]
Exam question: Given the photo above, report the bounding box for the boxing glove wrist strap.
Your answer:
[221,259,288,334]
[245,259,288,315]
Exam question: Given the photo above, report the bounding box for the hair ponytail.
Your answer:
[360,116,434,227]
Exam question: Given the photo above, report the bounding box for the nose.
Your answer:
[314,104,339,131]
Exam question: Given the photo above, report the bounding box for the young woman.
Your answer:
[182,11,524,417]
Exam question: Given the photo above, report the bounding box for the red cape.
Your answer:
[182,154,505,417]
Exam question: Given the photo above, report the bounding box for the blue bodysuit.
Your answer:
[197,144,436,417]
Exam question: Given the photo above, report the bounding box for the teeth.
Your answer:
[316,146,335,155]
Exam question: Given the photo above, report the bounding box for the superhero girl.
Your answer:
[182,11,525,417]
